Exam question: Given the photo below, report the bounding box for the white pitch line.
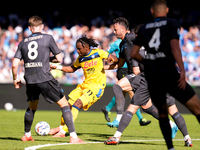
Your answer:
[25,139,200,150]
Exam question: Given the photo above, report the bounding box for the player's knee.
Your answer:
[57,96,69,108]
[73,99,83,109]
[168,104,178,116]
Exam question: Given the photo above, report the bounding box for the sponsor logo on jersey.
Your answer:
[83,60,97,69]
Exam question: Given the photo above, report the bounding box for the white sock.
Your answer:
[70,131,78,138]
[59,125,64,130]
[116,114,122,122]
[25,131,31,138]
[114,131,122,138]
[184,135,190,141]
[168,148,175,150]
[60,129,66,135]
[169,120,174,128]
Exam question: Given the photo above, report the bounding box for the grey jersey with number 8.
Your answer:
[14,32,61,84]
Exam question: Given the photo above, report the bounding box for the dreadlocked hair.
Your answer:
[76,35,99,48]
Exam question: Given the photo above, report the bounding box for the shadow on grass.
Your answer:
[0,137,21,141]
[87,138,166,147]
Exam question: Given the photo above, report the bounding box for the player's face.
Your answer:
[113,23,125,39]
[76,42,90,56]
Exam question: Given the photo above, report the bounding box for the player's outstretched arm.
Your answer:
[50,64,77,73]
[107,54,118,63]
[104,58,125,70]
[12,58,22,89]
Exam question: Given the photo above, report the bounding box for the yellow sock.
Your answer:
[60,115,65,126]
[62,106,79,132]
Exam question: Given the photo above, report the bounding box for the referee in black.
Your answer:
[131,0,200,150]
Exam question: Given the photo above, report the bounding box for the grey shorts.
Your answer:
[126,73,176,106]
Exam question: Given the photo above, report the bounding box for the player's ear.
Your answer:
[150,8,154,15]
[28,26,33,32]
[40,24,44,30]
[166,7,169,14]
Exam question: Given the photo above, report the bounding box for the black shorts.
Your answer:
[26,78,65,104]
[117,68,129,80]
[126,73,176,106]
[145,70,195,109]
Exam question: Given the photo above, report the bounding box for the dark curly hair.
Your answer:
[76,35,99,48]
[113,17,129,30]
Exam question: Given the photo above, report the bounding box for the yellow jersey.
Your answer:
[73,48,109,90]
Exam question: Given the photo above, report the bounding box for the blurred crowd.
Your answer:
[0,22,119,84]
[1,12,200,86]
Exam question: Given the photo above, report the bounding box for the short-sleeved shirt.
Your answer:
[14,32,61,84]
[133,17,180,74]
[119,33,139,74]
[73,48,109,90]
[108,39,127,68]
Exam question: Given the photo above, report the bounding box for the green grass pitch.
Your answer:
[0,109,199,150]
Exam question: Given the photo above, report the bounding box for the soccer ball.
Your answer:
[35,121,50,136]
[4,102,13,111]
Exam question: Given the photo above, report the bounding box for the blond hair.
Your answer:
[28,16,43,27]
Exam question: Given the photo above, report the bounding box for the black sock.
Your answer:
[113,84,125,114]
[61,106,75,133]
[172,112,188,137]
[117,111,133,133]
[24,107,36,132]
[143,105,159,120]
[159,117,174,149]
[196,114,200,124]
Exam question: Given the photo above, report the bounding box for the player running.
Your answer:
[101,38,151,126]
[130,0,200,149]
[104,18,192,147]
[49,36,118,137]
[12,16,84,143]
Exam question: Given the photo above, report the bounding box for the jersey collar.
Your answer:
[154,17,166,21]
[85,49,92,57]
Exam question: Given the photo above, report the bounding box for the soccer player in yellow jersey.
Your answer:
[49,36,118,137]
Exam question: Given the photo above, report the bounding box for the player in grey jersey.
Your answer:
[131,0,200,149]
[12,16,84,143]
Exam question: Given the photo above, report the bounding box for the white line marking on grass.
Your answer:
[25,139,200,150]
[24,142,102,150]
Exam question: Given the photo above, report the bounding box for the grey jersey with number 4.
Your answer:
[14,32,61,84]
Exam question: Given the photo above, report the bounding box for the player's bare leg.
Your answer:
[21,100,38,141]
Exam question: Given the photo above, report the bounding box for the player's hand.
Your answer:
[107,56,118,64]
[50,64,57,70]
[13,79,22,89]
[178,71,186,90]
